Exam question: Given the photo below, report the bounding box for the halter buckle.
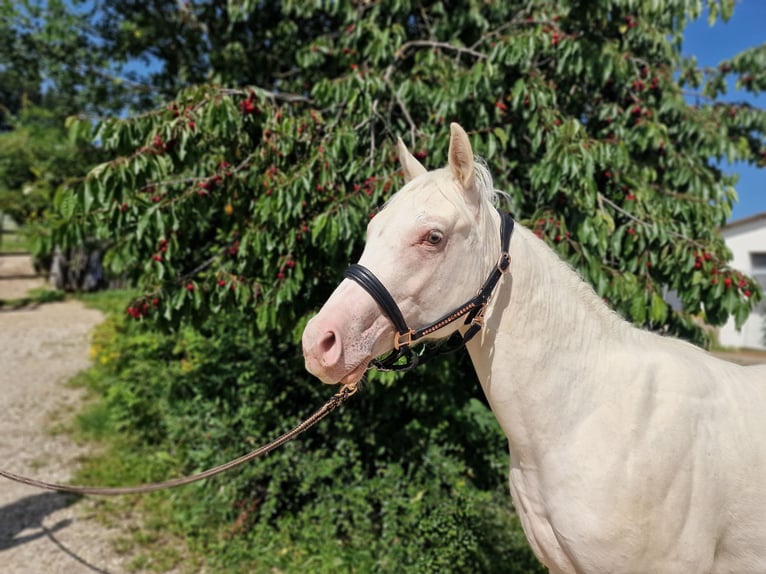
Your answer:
[394,330,414,350]
[471,306,486,327]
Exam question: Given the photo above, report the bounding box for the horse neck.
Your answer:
[467,223,638,456]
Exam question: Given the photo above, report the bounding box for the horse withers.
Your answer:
[302,123,766,573]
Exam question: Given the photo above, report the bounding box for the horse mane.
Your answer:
[472,156,506,208]
[469,157,637,341]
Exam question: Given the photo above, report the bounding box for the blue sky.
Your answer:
[682,1,765,221]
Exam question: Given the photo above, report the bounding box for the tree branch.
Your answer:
[396,40,486,61]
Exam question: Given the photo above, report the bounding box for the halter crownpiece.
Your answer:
[343,209,514,372]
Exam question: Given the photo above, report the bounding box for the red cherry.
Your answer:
[240,99,258,115]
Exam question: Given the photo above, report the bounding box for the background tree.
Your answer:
[0,0,160,233]
[0,105,102,224]
[0,0,159,125]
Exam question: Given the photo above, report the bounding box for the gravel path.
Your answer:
[0,257,143,573]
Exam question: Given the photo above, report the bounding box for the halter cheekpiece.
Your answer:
[344,209,514,372]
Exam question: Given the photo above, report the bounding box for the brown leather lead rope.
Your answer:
[0,382,359,495]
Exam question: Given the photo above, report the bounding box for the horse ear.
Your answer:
[448,123,475,190]
[396,137,427,183]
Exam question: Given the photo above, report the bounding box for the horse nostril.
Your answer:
[303,319,344,376]
[319,330,336,353]
[319,331,341,367]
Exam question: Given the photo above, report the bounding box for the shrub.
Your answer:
[78,303,545,573]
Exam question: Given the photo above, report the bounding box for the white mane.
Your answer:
[473,156,507,208]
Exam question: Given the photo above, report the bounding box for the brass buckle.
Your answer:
[340,380,360,399]
[394,330,414,350]
[470,304,487,327]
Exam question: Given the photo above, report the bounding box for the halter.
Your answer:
[344,210,514,372]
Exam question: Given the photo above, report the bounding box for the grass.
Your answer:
[0,287,66,309]
[0,232,31,253]
[70,380,204,573]
[69,418,205,573]
[63,294,207,573]
[75,288,138,314]
[0,283,137,313]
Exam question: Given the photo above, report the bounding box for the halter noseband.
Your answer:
[343,210,514,372]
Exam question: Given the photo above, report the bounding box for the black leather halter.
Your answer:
[343,210,514,372]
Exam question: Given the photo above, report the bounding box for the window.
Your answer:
[750,252,766,315]
[751,253,766,283]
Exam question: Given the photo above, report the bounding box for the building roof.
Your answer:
[721,211,766,235]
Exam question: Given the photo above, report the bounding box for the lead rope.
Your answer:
[0,382,359,495]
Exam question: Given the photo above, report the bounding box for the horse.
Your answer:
[301,123,766,573]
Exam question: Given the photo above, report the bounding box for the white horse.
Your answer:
[302,123,766,573]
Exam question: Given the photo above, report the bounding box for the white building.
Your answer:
[718,212,766,350]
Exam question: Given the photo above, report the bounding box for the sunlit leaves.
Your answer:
[51,0,764,347]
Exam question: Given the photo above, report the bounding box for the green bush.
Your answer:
[78,303,544,573]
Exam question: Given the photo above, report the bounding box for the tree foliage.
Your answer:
[0,105,103,226]
[53,0,764,345]
[0,0,153,231]
[0,0,159,124]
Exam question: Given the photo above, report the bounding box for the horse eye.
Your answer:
[427,230,444,245]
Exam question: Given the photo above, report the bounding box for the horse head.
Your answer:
[302,123,503,385]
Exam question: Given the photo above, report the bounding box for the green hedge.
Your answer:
[76,299,544,573]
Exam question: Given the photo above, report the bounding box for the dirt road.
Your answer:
[0,257,137,573]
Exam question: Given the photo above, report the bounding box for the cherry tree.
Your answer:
[53,0,764,346]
